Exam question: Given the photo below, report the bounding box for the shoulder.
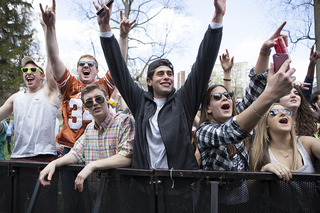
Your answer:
[113,112,134,125]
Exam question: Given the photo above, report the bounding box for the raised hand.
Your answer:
[214,0,227,16]
[261,21,288,51]
[219,49,234,72]
[212,0,226,24]
[93,0,113,32]
[266,59,296,101]
[119,10,136,36]
[309,45,320,66]
[39,0,56,27]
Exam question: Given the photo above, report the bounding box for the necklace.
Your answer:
[273,147,291,158]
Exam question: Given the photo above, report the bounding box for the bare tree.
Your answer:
[258,0,320,89]
[71,0,188,88]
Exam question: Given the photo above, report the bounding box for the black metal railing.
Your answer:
[0,160,320,213]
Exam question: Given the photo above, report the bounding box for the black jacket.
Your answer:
[100,25,223,170]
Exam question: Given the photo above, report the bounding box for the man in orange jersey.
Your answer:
[40,0,135,212]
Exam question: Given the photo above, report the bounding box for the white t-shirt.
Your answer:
[146,97,168,169]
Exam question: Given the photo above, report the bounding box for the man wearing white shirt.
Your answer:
[94,0,226,171]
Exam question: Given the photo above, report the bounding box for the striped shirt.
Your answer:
[70,111,135,165]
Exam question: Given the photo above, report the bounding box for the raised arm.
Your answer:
[119,10,136,61]
[40,0,66,80]
[39,12,60,106]
[301,45,320,101]
[220,49,233,92]
[236,60,296,133]
[254,22,288,75]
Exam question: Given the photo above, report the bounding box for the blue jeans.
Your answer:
[6,135,11,154]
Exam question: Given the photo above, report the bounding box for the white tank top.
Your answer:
[268,138,315,173]
[11,89,59,158]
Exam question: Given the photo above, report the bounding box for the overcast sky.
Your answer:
[30,0,314,83]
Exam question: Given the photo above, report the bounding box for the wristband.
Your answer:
[223,78,231,81]
[120,33,128,38]
[109,98,118,107]
[260,48,271,56]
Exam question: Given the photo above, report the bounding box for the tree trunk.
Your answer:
[314,0,320,90]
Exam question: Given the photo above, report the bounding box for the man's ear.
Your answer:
[41,73,45,80]
[146,77,152,87]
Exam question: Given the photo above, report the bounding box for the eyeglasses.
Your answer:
[78,61,96,67]
[84,96,105,108]
[210,92,233,101]
[21,67,43,73]
[269,108,292,116]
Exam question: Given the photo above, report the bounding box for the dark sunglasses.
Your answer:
[210,92,233,101]
[21,67,43,73]
[78,61,96,67]
[269,108,292,116]
[84,96,105,108]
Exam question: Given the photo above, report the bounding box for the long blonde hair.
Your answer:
[250,103,300,171]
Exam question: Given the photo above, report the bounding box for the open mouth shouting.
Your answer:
[279,117,288,124]
[25,74,35,84]
[83,70,90,76]
[221,102,230,111]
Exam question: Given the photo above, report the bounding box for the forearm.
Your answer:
[236,90,276,132]
[0,94,15,121]
[53,152,78,167]
[87,154,131,171]
[119,36,128,61]
[253,50,270,75]
[212,12,223,24]
[46,26,65,79]
[223,70,231,92]
[306,63,316,79]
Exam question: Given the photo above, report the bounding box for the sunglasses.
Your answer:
[78,61,96,67]
[210,92,233,101]
[269,108,292,116]
[21,67,43,73]
[84,96,105,108]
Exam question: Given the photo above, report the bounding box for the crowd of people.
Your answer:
[1,0,320,211]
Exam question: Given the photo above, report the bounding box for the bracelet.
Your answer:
[223,78,231,81]
[252,102,264,118]
[260,48,271,56]
[120,33,128,38]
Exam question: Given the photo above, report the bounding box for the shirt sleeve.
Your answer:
[302,76,313,102]
[196,117,251,149]
[70,134,85,164]
[236,68,268,113]
[116,115,135,157]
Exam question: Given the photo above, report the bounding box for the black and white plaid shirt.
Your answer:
[196,68,268,171]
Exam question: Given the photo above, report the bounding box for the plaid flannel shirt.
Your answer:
[196,68,268,171]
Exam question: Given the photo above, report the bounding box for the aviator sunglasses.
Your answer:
[84,96,105,108]
[78,61,96,67]
[269,108,292,116]
[210,92,233,101]
[21,67,43,74]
